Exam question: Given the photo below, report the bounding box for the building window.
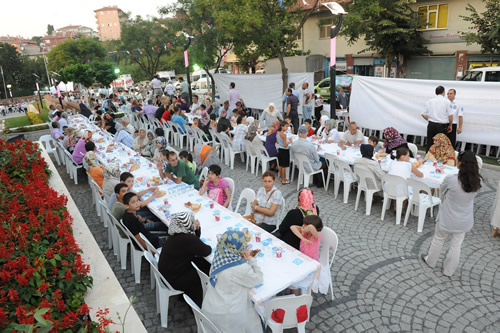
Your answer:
[319,19,333,39]
[418,4,448,30]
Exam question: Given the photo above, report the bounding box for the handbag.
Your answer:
[243,189,276,226]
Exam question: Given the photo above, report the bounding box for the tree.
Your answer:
[161,0,237,100]
[342,0,430,77]
[119,16,180,79]
[47,38,106,72]
[93,61,118,87]
[460,0,500,65]
[31,36,42,46]
[47,24,55,35]
[60,64,95,87]
[208,0,320,92]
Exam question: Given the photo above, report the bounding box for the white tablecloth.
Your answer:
[69,115,321,305]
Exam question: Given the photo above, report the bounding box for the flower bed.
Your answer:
[0,139,102,331]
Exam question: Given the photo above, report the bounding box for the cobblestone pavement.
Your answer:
[48,142,500,333]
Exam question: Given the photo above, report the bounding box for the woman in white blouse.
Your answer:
[321,119,341,143]
[202,230,263,332]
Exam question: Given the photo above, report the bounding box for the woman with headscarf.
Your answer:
[244,116,258,142]
[279,188,320,250]
[158,211,212,307]
[83,141,105,188]
[198,109,211,136]
[314,115,330,137]
[424,133,457,166]
[260,102,282,129]
[202,231,263,332]
[152,135,168,161]
[102,163,121,197]
[132,128,150,156]
[383,127,412,158]
[322,119,341,143]
[354,144,385,189]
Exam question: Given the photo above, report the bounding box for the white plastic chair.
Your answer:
[63,149,83,184]
[184,124,197,151]
[274,197,287,233]
[234,188,256,216]
[39,135,61,165]
[183,294,222,333]
[295,154,325,191]
[264,294,313,333]
[140,234,160,290]
[353,165,382,216]
[120,222,148,284]
[253,141,278,176]
[199,167,209,183]
[109,215,131,269]
[323,153,337,190]
[218,134,245,169]
[244,139,258,174]
[319,227,339,300]
[191,262,209,298]
[404,179,441,232]
[407,142,418,158]
[98,200,114,250]
[333,158,358,203]
[144,251,183,329]
[225,177,235,210]
[381,174,409,225]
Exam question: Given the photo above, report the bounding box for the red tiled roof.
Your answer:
[94,6,122,12]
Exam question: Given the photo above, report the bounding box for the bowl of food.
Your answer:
[185,201,201,212]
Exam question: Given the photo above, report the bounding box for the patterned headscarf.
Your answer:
[325,119,337,131]
[155,136,167,150]
[209,230,248,287]
[429,133,456,164]
[200,110,210,127]
[383,127,407,150]
[267,119,281,136]
[103,163,120,178]
[297,188,317,216]
[84,151,98,167]
[168,211,195,236]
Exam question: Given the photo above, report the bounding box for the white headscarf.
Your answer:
[317,115,329,136]
[264,103,278,117]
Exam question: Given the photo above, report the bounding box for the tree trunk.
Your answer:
[278,53,288,115]
[206,68,216,102]
[490,53,493,66]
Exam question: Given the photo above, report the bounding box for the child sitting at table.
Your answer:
[290,215,323,261]
[179,150,195,173]
[368,135,384,153]
[304,119,315,137]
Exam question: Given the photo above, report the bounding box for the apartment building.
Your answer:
[94,6,124,41]
[295,0,496,80]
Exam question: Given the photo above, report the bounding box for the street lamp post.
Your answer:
[40,43,52,89]
[323,2,347,120]
[0,66,7,101]
[33,73,44,110]
[178,32,194,106]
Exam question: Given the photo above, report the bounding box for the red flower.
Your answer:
[7,289,19,303]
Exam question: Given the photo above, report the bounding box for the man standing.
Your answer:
[150,75,163,97]
[336,86,349,109]
[446,88,464,148]
[227,82,242,111]
[178,77,189,101]
[164,80,176,99]
[286,88,300,134]
[421,86,453,152]
[301,82,313,122]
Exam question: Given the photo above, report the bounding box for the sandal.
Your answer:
[493,228,499,237]
[421,254,431,268]
[281,180,290,185]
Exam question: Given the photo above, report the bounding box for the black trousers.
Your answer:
[446,124,458,149]
[426,121,449,152]
[289,112,299,134]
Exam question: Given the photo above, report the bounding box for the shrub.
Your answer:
[27,111,44,125]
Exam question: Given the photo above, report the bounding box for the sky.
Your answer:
[0,0,175,38]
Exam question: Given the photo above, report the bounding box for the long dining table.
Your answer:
[68,114,322,314]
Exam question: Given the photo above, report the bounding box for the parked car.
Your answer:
[314,75,353,102]
[460,67,500,82]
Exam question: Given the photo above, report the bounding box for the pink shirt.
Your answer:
[206,177,230,206]
[300,233,322,261]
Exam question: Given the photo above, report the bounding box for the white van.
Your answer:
[461,67,500,82]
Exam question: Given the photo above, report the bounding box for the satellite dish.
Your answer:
[322,2,347,15]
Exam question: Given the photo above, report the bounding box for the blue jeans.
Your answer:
[302,106,313,122]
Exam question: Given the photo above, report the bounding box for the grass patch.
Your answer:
[4,102,50,128]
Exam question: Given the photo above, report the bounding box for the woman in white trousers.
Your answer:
[422,151,482,276]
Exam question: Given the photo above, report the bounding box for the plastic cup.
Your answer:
[164,199,169,206]
[436,168,441,174]
[336,150,340,156]
[214,212,220,222]
[433,161,437,167]
[209,201,214,209]
[378,159,381,164]
[275,247,283,258]
[255,232,261,242]
[149,163,153,168]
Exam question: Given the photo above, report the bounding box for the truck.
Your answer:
[158,71,176,82]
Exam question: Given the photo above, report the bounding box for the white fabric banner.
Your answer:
[349,76,500,146]
[213,73,314,111]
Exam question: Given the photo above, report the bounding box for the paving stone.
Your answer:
[43,136,500,332]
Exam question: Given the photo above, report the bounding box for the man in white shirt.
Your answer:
[121,116,135,135]
[421,85,453,152]
[446,88,463,148]
[164,80,176,98]
[191,94,201,113]
[338,121,364,150]
[227,82,242,111]
[301,82,313,121]
[150,75,163,97]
